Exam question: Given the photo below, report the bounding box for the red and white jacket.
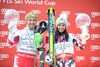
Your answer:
[54,33,85,59]
[7,27,37,58]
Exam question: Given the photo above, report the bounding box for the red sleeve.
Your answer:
[7,39,14,46]
[14,36,19,44]
[7,36,19,46]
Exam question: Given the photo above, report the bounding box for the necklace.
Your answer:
[58,35,66,59]
[26,29,35,52]
[59,41,66,59]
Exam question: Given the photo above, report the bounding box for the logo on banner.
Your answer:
[75,56,85,62]
[31,10,41,14]
[90,56,100,62]
[91,45,100,51]
[0,54,9,60]
[91,34,100,40]
[0,20,25,26]
[91,23,100,29]
[1,8,10,14]
[91,12,100,18]
[61,11,71,15]
[17,20,26,26]
[60,11,71,27]
[0,31,9,37]
[0,42,9,48]
[0,20,8,25]
[1,8,26,14]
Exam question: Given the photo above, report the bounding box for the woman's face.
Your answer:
[27,17,37,30]
[57,23,66,33]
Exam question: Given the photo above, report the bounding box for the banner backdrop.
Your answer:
[0,0,100,67]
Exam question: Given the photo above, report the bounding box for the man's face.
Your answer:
[27,17,37,30]
[57,23,66,33]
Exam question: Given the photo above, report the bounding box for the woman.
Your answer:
[6,9,38,67]
[45,13,85,67]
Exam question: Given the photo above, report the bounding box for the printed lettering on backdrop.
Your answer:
[0,0,100,67]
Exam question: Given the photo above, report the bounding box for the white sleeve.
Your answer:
[7,30,19,46]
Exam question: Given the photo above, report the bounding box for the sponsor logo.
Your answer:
[91,23,100,29]
[31,10,41,14]
[91,45,100,51]
[0,20,8,25]
[49,14,54,34]
[91,12,100,18]
[1,8,10,14]
[75,56,85,62]
[18,10,26,14]
[0,31,9,37]
[91,34,100,40]
[75,33,90,40]
[17,20,26,26]
[90,56,100,62]
[0,54,9,60]
[75,13,86,15]
[0,20,25,26]
[61,11,71,15]
[0,42,9,48]
[61,11,71,26]
[1,8,25,14]
[1,8,26,14]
